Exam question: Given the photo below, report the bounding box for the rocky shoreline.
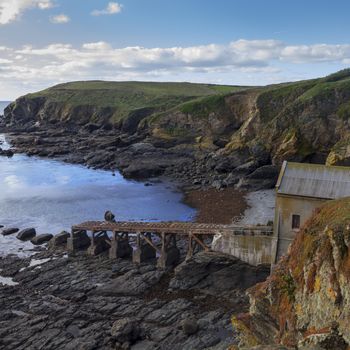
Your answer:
[0,234,269,349]
[0,125,279,193]
[0,112,274,349]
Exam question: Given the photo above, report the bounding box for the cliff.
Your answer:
[2,81,243,133]
[233,197,350,349]
[4,71,350,165]
[2,70,350,188]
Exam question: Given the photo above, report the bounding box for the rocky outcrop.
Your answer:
[0,248,269,349]
[233,197,350,349]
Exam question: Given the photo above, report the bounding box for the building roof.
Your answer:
[276,161,350,199]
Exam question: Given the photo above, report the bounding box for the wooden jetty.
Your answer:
[68,221,273,268]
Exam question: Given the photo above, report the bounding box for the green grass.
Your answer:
[299,76,350,102]
[337,101,350,120]
[255,69,350,123]
[179,94,228,117]
[257,80,318,122]
[21,69,350,126]
[26,81,249,122]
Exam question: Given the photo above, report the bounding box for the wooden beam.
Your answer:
[141,233,161,253]
[192,234,210,252]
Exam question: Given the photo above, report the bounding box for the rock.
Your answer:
[236,165,279,190]
[181,318,198,335]
[211,179,224,190]
[48,231,70,248]
[170,252,270,295]
[31,233,53,245]
[214,157,239,173]
[0,148,14,157]
[82,123,101,133]
[96,268,165,296]
[16,228,36,241]
[1,227,19,236]
[129,142,156,154]
[247,164,279,180]
[122,162,164,179]
[234,197,350,349]
[110,318,140,344]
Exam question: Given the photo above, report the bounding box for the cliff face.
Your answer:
[2,81,242,132]
[5,71,350,168]
[233,197,350,349]
[2,71,350,188]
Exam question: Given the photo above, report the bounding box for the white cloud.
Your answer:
[91,2,122,16]
[37,1,54,9]
[82,41,112,50]
[50,13,70,24]
[0,0,55,25]
[1,39,350,99]
[0,58,12,64]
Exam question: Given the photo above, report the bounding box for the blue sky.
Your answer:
[0,0,350,99]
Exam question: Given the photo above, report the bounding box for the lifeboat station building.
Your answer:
[273,161,350,262]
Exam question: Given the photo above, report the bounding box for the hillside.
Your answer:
[232,197,350,349]
[2,70,350,188]
[3,81,246,132]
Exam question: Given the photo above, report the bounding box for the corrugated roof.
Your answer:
[276,161,350,199]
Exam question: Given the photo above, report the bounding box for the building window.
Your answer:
[292,214,300,229]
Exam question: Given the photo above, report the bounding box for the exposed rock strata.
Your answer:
[2,71,350,190]
[233,197,350,349]
[0,250,269,349]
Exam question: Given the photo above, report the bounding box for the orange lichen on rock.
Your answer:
[233,197,350,349]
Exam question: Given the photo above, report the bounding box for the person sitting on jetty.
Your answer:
[104,210,116,223]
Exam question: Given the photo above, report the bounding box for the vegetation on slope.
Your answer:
[25,81,245,122]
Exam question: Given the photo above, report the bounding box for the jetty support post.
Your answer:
[67,228,90,253]
[109,231,132,259]
[87,230,110,256]
[157,232,180,269]
[132,232,157,264]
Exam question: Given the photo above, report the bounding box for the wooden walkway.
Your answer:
[72,221,273,235]
[68,220,273,268]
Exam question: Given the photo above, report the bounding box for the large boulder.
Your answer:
[169,252,269,298]
[181,318,198,335]
[1,227,19,236]
[122,162,165,179]
[110,317,140,344]
[0,148,14,157]
[236,165,279,190]
[48,231,70,249]
[31,233,53,245]
[17,228,36,241]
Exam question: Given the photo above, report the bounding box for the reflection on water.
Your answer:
[0,134,195,235]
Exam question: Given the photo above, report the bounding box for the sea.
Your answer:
[0,101,196,256]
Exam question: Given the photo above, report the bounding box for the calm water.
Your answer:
[0,100,195,246]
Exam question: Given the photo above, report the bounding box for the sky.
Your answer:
[0,0,350,99]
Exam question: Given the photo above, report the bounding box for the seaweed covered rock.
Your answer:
[233,197,350,349]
